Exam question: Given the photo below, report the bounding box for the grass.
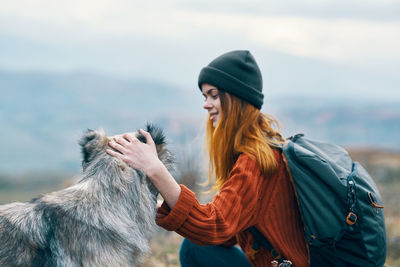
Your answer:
[141,230,183,267]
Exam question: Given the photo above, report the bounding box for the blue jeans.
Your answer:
[179,238,252,267]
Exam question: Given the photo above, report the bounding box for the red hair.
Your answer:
[205,91,284,191]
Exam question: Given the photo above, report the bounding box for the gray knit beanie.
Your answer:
[198,50,264,109]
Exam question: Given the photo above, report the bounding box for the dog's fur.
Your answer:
[0,124,173,266]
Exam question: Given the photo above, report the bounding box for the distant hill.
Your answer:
[272,97,400,149]
[1,71,399,174]
[0,71,203,173]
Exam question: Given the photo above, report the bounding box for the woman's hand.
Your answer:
[107,129,162,176]
[107,129,181,208]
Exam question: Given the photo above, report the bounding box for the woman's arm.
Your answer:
[144,160,181,208]
[156,154,263,245]
[107,129,181,208]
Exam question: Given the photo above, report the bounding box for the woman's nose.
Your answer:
[203,99,212,110]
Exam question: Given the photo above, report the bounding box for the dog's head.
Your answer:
[79,124,173,196]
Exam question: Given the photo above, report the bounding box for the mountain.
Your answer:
[0,71,203,173]
[0,71,399,174]
[271,97,400,148]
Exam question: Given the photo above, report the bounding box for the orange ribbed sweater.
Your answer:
[156,150,309,267]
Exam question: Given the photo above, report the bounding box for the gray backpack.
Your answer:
[249,134,387,266]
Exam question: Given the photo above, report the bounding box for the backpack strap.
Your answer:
[246,226,287,263]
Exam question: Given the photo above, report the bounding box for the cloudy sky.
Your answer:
[1,0,399,100]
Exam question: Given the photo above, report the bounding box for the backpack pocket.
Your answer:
[352,163,386,266]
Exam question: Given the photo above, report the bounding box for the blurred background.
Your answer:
[0,0,399,265]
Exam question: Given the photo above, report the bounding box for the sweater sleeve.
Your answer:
[156,154,263,245]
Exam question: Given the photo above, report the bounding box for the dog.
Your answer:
[0,124,173,266]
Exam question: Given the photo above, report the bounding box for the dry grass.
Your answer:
[140,230,183,267]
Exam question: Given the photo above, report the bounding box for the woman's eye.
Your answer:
[203,93,219,101]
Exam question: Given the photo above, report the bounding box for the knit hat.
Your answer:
[198,50,264,109]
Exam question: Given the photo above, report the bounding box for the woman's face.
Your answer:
[201,83,222,127]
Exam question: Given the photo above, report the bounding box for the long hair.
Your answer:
[205,91,284,191]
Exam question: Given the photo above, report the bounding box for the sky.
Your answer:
[1,0,400,101]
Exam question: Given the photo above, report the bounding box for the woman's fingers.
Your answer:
[106,130,160,172]
[109,139,128,154]
[106,148,122,158]
[140,129,155,147]
[114,136,130,146]
[122,133,136,143]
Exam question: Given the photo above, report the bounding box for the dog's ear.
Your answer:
[79,129,107,166]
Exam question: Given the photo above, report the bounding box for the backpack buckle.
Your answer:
[280,260,293,267]
[271,260,293,267]
[346,212,357,225]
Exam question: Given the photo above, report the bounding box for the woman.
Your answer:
[107,50,309,266]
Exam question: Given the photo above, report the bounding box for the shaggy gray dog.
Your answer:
[0,124,173,266]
